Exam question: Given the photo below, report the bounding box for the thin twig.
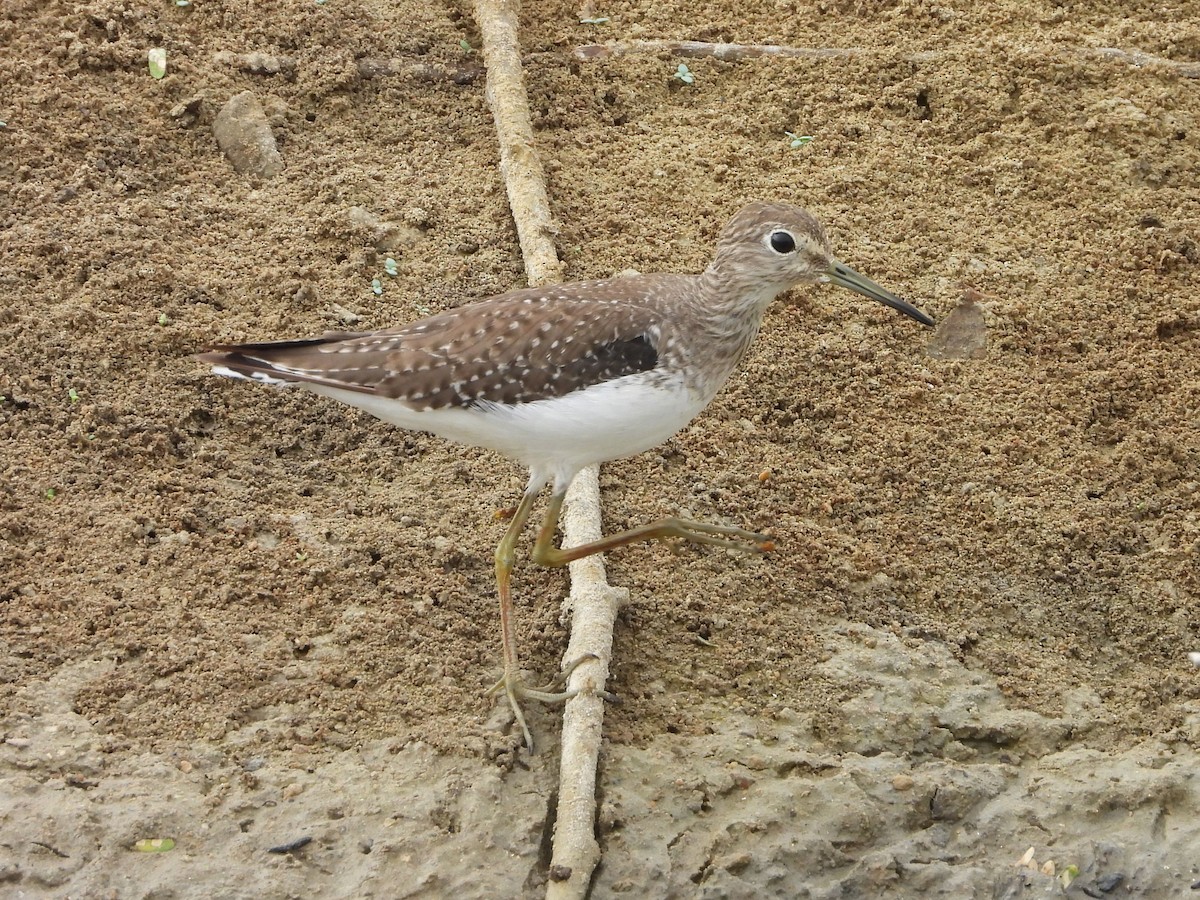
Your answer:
[573,39,1200,77]
[550,469,626,900]
[356,56,484,85]
[574,39,861,62]
[474,0,560,286]
[1088,46,1200,77]
[473,1,621,896]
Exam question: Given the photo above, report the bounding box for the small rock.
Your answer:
[1095,873,1124,892]
[718,852,752,874]
[213,91,283,178]
[332,303,361,325]
[927,295,987,360]
[403,207,430,228]
[347,205,386,233]
[891,773,915,791]
[214,50,295,76]
[345,206,422,252]
[170,96,203,128]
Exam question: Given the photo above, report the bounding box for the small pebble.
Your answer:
[213,91,283,178]
[169,97,203,127]
[891,774,915,791]
[403,207,430,228]
[927,296,987,360]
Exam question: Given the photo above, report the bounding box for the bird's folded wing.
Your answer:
[199,282,668,409]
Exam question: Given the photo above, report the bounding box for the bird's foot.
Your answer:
[487,654,606,752]
[662,519,776,555]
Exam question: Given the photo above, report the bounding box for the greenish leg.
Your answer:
[489,488,576,752]
[531,490,775,567]
[490,486,773,751]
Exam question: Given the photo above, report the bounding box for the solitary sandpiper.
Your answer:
[198,201,934,750]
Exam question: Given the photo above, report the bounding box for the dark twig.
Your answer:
[266,836,312,855]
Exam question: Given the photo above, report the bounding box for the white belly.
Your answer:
[308,371,706,490]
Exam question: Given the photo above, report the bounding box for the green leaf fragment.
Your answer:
[383,257,398,276]
[673,64,694,84]
[1060,865,1080,888]
[134,838,176,853]
[148,48,168,80]
[68,388,80,404]
[371,277,383,296]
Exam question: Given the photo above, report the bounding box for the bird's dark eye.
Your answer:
[769,231,796,254]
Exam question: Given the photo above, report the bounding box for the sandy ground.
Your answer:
[2,0,1198,896]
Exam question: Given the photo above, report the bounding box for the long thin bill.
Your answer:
[827,259,935,327]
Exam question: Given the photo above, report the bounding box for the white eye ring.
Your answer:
[768,230,796,254]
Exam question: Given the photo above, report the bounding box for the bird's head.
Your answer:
[710,202,934,326]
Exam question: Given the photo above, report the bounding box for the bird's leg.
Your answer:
[489,486,576,752]
[488,484,769,751]
[531,490,775,567]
